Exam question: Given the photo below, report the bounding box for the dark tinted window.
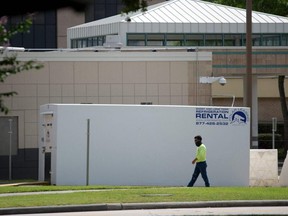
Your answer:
[7,11,57,48]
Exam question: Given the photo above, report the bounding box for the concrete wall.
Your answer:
[250,149,278,187]
[279,151,288,187]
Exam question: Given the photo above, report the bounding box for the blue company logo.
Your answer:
[229,109,249,125]
[195,107,248,126]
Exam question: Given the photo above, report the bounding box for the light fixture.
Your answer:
[199,76,227,86]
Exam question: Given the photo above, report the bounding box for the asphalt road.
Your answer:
[4,206,288,216]
[1,200,288,216]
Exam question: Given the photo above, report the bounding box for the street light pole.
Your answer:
[246,0,253,148]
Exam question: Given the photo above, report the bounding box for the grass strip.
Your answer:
[0,186,288,208]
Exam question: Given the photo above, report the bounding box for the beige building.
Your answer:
[204,47,288,123]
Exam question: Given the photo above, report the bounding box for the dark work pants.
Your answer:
[187,161,210,187]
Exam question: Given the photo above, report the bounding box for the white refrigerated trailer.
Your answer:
[39,104,250,186]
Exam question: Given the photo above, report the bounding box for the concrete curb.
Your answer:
[1,200,288,215]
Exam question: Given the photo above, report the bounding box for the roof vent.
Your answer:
[103,35,123,49]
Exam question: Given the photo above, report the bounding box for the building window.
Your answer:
[87,0,124,22]
[281,34,288,46]
[205,34,223,46]
[262,34,281,46]
[243,34,262,46]
[71,36,105,48]
[98,36,105,46]
[127,34,145,46]
[185,34,204,46]
[146,34,165,46]
[224,34,243,46]
[166,34,184,46]
[8,11,57,49]
[77,40,83,48]
[87,38,94,47]
[252,34,262,46]
[71,39,77,48]
[82,39,88,48]
[71,33,288,48]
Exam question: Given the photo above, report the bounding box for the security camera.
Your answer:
[218,77,227,86]
[125,17,131,22]
[199,76,227,85]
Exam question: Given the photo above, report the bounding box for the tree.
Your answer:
[121,0,148,13]
[0,15,43,114]
[208,0,288,156]
[205,0,288,16]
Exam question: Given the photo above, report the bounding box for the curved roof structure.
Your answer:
[67,0,288,47]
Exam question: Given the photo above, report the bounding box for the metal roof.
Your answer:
[67,0,288,46]
[130,0,288,24]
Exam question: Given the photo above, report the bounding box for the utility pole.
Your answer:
[246,0,253,148]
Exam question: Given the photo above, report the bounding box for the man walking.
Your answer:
[187,135,210,187]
